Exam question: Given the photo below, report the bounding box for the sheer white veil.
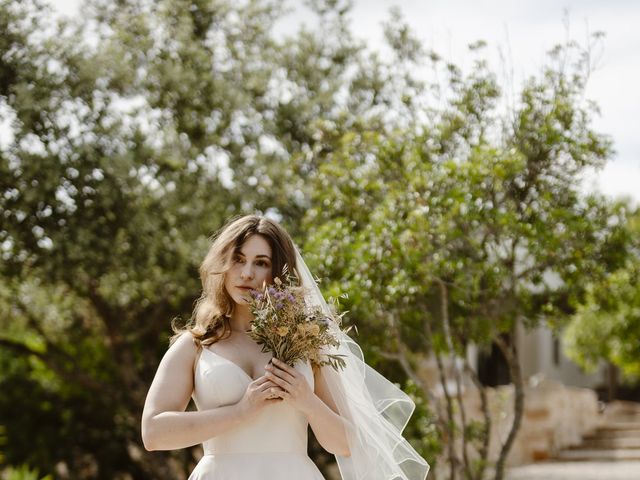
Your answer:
[294,246,430,480]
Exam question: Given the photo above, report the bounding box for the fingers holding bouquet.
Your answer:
[264,358,315,411]
[239,375,286,417]
[254,375,286,400]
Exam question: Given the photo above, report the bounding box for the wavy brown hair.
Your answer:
[172,215,297,347]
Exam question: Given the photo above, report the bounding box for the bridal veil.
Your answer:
[294,246,430,480]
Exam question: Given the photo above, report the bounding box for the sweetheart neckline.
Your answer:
[200,347,262,382]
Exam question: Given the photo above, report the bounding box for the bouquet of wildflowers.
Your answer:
[247,273,347,371]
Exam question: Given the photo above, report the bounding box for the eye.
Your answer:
[256,260,270,267]
[233,255,245,264]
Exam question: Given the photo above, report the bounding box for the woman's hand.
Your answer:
[237,375,284,419]
[264,358,317,414]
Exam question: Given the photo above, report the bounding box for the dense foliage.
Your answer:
[0,0,632,478]
[564,208,640,380]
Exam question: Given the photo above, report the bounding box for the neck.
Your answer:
[230,304,253,332]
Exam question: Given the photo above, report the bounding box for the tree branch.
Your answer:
[0,337,107,395]
[463,353,491,480]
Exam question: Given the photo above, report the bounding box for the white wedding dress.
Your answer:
[188,348,325,479]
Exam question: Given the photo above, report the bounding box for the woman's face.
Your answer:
[224,234,273,305]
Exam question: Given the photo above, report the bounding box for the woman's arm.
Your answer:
[308,364,351,457]
[141,333,282,451]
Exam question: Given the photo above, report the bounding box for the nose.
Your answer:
[240,263,254,281]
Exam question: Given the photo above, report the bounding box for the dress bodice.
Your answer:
[192,348,314,456]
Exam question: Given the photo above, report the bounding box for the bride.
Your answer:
[141,215,429,479]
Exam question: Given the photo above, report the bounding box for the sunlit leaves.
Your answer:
[564,209,640,380]
[303,35,626,361]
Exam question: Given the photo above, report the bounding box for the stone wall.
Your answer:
[459,374,602,466]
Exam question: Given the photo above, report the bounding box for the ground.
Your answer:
[506,461,640,480]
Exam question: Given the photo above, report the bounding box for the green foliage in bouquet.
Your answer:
[247,273,348,371]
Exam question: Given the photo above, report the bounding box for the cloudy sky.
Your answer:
[50,0,640,204]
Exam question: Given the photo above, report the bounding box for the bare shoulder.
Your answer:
[171,331,199,352]
[143,331,200,419]
[161,331,199,368]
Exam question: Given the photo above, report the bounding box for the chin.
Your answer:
[232,294,250,305]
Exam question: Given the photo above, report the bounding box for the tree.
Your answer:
[0,0,446,476]
[564,207,640,381]
[302,34,627,480]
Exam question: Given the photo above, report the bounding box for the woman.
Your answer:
[142,215,429,480]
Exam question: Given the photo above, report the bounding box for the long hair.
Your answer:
[172,215,297,347]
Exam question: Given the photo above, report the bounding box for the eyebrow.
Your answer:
[236,252,272,260]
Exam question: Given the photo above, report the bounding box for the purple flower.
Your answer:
[287,293,295,302]
[276,302,284,309]
[249,290,263,300]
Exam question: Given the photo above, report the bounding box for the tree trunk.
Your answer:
[463,355,491,480]
[436,279,472,480]
[607,362,618,402]
[433,347,459,480]
[454,367,472,480]
[493,332,525,480]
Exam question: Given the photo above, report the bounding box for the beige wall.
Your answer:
[444,376,602,468]
[516,322,605,389]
